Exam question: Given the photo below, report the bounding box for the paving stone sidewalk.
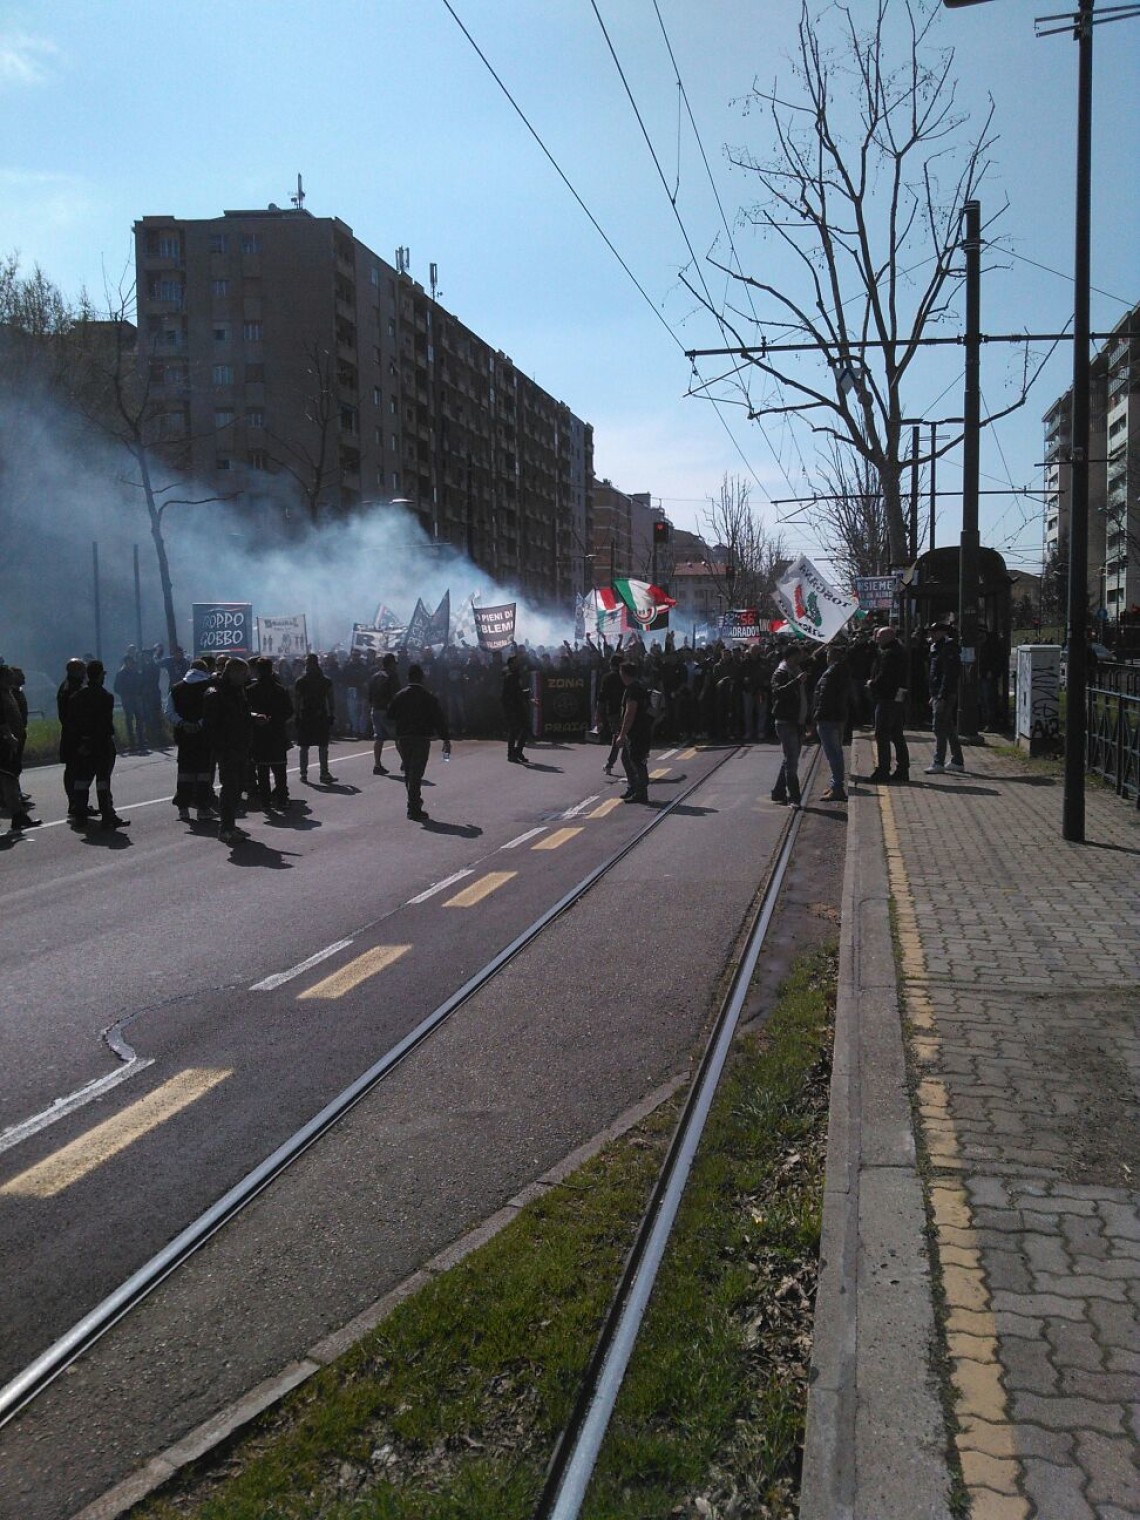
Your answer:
[878,737,1140,1519]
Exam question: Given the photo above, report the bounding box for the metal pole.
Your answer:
[1063,0,1094,843]
[918,422,924,565]
[929,423,937,551]
[133,544,144,651]
[958,198,982,740]
[92,541,103,662]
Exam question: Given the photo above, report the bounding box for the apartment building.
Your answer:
[1042,302,1138,620]
[133,203,592,607]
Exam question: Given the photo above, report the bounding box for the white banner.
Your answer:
[774,556,859,643]
[256,614,308,657]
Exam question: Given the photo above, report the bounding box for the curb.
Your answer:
[800,754,953,1519]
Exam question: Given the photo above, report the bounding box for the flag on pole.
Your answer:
[612,578,677,631]
[773,556,859,643]
[424,590,450,647]
[400,598,430,649]
[586,587,626,638]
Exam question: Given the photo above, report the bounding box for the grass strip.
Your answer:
[136,945,837,1520]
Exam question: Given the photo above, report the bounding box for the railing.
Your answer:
[1086,679,1140,806]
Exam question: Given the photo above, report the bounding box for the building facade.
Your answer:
[134,204,592,607]
[1042,303,1138,623]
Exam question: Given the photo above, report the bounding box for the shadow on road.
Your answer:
[223,840,298,868]
[422,820,483,838]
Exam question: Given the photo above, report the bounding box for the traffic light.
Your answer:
[652,520,671,544]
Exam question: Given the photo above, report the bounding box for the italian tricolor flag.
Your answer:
[612,578,677,630]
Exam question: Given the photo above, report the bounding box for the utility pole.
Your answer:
[958,198,982,740]
[909,424,920,561]
[1063,0,1094,843]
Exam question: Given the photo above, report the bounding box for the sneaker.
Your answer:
[820,788,848,802]
[924,762,945,774]
[621,791,648,804]
[407,807,429,821]
[945,761,966,774]
[319,772,338,784]
[373,764,388,775]
[101,814,130,831]
[603,764,614,775]
[770,793,788,805]
[890,771,910,783]
[866,770,891,783]
[218,827,244,845]
[9,814,42,832]
[177,807,192,823]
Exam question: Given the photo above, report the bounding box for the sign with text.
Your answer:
[193,602,253,657]
[535,671,590,741]
[474,602,517,651]
[853,575,902,612]
[256,614,308,657]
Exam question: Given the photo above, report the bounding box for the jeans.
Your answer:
[816,720,845,791]
[773,720,802,804]
[932,697,963,766]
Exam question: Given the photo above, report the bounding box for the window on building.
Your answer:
[245,362,265,383]
[216,457,232,471]
[213,325,228,343]
[387,319,396,337]
[209,233,228,254]
[373,346,382,365]
[391,434,399,452]
[246,409,265,428]
[212,364,233,386]
[214,408,235,429]
[371,266,380,286]
[391,472,400,491]
[374,426,382,445]
[148,277,183,304]
[242,320,263,342]
[249,450,268,471]
[149,360,165,385]
[241,233,261,254]
[211,279,229,298]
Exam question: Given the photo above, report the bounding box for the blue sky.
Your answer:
[2,0,1137,578]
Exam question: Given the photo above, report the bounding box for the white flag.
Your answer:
[774,556,859,643]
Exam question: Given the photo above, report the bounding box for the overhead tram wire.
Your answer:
[440,0,775,507]
[649,0,812,492]
[587,0,795,503]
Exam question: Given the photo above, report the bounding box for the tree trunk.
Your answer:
[137,443,180,651]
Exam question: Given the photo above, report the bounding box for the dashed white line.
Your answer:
[251,939,355,991]
[406,869,475,904]
[0,1057,155,1157]
[561,795,601,819]
[500,828,548,850]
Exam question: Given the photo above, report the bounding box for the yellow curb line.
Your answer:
[878,780,1020,1504]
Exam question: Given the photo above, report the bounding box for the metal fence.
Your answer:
[1086,673,1140,806]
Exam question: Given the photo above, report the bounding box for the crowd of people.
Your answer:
[1,620,978,841]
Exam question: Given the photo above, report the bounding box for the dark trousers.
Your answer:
[772,720,802,804]
[397,735,430,812]
[621,737,649,798]
[932,697,963,766]
[506,718,529,761]
[72,750,118,819]
[874,699,909,776]
[256,761,288,803]
[217,753,245,831]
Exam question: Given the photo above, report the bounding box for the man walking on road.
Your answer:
[387,664,451,822]
[501,653,532,764]
[368,653,400,774]
[925,622,966,774]
[68,660,129,831]
[614,660,652,804]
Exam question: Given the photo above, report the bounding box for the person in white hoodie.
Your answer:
[168,660,217,823]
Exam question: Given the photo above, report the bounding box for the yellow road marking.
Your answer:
[649,767,670,779]
[298,944,410,1000]
[443,870,516,907]
[587,798,623,819]
[678,747,698,760]
[0,1068,232,1199]
[532,827,582,851]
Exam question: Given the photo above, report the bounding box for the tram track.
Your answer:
[0,742,754,1435]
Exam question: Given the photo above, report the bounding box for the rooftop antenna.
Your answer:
[396,246,410,276]
[430,262,441,301]
[291,173,305,211]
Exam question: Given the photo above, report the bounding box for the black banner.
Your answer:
[474,602,516,651]
[535,672,590,741]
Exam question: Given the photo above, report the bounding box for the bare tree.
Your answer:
[262,340,343,524]
[692,1,1018,564]
[65,288,236,651]
[805,441,896,582]
[703,473,788,609]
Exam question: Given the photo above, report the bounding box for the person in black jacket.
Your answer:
[295,653,338,784]
[169,661,216,822]
[614,660,653,804]
[925,622,965,774]
[387,664,450,821]
[812,643,851,802]
[770,647,808,807]
[247,657,295,810]
[367,653,399,775]
[203,657,256,844]
[501,654,532,764]
[56,658,87,816]
[596,654,624,774]
[68,660,129,830]
[866,626,910,783]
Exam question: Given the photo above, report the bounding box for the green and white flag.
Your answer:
[774,556,859,643]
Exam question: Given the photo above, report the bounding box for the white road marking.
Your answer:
[406,869,474,904]
[0,1058,155,1157]
[500,828,547,850]
[251,938,355,991]
[561,795,601,819]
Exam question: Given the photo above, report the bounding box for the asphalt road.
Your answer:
[0,734,802,1519]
